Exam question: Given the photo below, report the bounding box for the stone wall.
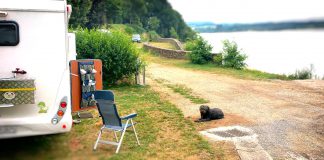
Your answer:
[155,38,184,50]
[143,43,190,59]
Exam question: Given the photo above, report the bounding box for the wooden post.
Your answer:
[143,66,145,85]
[135,73,138,84]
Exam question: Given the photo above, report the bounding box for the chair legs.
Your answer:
[93,127,104,150]
[113,131,119,142]
[131,119,140,145]
[94,119,140,154]
[116,120,129,153]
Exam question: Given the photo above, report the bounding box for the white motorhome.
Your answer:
[0,0,76,138]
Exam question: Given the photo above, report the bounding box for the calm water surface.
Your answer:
[200,30,324,78]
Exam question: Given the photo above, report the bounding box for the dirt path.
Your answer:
[147,63,324,160]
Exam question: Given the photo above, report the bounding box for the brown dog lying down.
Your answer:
[195,105,224,122]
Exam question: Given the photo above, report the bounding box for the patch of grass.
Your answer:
[109,24,128,32]
[154,78,169,84]
[0,85,216,159]
[166,84,209,104]
[144,52,292,80]
[152,78,209,104]
[149,42,178,50]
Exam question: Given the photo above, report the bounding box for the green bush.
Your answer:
[288,68,313,80]
[213,54,223,66]
[221,40,247,69]
[140,32,149,42]
[187,37,213,64]
[148,30,160,41]
[124,25,135,34]
[169,27,179,39]
[75,28,142,84]
[127,24,146,34]
[123,24,146,35]
[184,40,196,51]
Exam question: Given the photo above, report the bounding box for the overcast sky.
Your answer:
[168,0,324,23]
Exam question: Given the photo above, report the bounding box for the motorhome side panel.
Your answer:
[0,1,72,138]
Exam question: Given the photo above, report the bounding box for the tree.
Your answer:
[68,0,197,41]
[147,17,160,31]
[105,0,122,24]
[187,37,213,64]
[132,15,143,27]
[67,0,92,27]
[122,0,147,26]
[221,40,247,69]
[87,0,122,28]
[169,27,179,39]
[148,30,160,41]
[86,0,107,28]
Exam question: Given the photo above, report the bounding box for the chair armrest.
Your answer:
[121,113,137,120]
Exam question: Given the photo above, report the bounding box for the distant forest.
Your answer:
[67,0,196,41]
[188,20,324,33]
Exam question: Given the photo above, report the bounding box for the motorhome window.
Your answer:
[0,21,19,46]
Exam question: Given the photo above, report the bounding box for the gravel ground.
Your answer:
[147,63,324,159]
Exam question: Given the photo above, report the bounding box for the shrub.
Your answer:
[213,54,223,66]
[187,37,213,64]
[75,28,142,84]
[169,27,179,39]
[288,67,313,80]
[148,31,160,41]
[127,24,146,34]
[140,32,149,42]
[123,24,146,35]
[221,40,247,69]
[124,25,135,34]
[184,40,196,51]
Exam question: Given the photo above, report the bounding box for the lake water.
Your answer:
[200,30,324,78]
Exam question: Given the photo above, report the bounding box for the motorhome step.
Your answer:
[77,112,93,119]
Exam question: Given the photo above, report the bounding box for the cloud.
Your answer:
[168,0,324,23]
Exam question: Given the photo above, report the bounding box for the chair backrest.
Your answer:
[94,90,122,127]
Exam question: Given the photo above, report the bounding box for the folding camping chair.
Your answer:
[93,90,140,153]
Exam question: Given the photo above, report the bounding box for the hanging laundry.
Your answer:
[79,62,97,108]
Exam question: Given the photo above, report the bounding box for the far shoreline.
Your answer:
[200,30,324,78]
